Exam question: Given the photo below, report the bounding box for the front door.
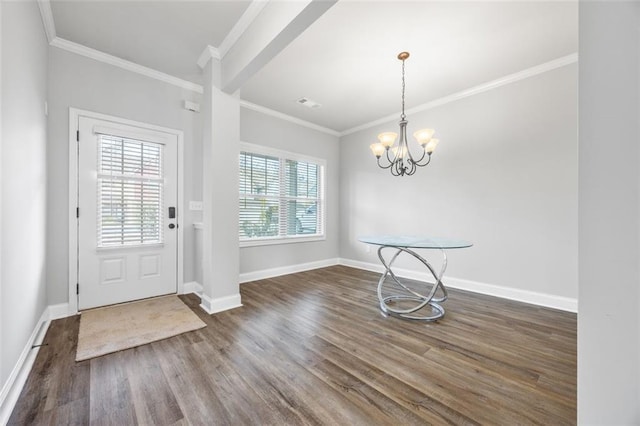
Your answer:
[77,116,178,310]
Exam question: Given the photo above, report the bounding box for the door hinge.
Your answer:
[76,283,79,295]
[76,130,79,142]
[76,207,79,218]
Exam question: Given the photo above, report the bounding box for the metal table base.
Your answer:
[376,246,448,321]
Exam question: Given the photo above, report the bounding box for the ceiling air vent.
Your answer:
[296,97,322,109]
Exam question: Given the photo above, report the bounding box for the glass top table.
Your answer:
[358,235,473,321]
[359,235,472,250]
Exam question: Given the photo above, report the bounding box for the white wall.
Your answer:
[339,64,578,302]
[47,48,203,305]
[0,0,4,387]
[578,2,640,423]
[0,0,49,388]
[239,108,340,274]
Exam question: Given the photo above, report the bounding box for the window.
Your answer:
[97,134,164,247]
[239,143,325,246]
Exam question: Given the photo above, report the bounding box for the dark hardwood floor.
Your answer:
[9,266,576,425]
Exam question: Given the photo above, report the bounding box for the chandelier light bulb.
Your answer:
[425,139,439,154]
[377,132,398,148]
[414,128,435,146]
[370,143,385,158]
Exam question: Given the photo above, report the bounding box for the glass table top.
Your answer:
[358,235,473,249]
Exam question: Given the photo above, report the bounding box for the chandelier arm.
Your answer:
[385,147,396,164]
[404,139,415,164]
[376,156,394,170]
[392,148,404,172]
[391,162,401,176]
[412,149,427,165]
[413,151,426,166]
[413,152,432,167]
[406,158,417,176]
[404,163,412,176]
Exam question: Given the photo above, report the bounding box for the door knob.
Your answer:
[168,223,176,229]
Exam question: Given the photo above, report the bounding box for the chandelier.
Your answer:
[370,52,439,176]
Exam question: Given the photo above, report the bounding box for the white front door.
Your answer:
[77,116,178,310]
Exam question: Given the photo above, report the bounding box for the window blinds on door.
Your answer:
[97,135,164,247]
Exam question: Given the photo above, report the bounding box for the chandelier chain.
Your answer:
[401,58,406,120]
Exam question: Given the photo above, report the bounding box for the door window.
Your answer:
[97,134,164,247]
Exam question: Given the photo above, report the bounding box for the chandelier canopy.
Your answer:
[370,52,439,176]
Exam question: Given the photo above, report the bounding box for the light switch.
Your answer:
[189,201,203,211]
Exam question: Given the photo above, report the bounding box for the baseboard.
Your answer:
[444,276,577,312]
[183,281,203,296]
[338,258,578,313]
[239,258,339,283]
[199,293,242,315]
[48,302,73,320]
[0,308,50,425]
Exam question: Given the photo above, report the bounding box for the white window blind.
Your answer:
[98,135,164,247]
[239,149,324,242]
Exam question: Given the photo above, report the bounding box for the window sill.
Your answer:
[240,234,326,248]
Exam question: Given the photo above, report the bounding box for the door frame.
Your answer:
[68,108,185,314]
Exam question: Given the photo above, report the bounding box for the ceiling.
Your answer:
[51,0,252,80]
[49,1,578,133]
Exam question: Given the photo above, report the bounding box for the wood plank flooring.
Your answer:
[9,266,576,425]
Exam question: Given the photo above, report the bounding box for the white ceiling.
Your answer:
[51,0,252,81]
[48,1,578,133]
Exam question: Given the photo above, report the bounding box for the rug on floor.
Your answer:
[76,295,206,361]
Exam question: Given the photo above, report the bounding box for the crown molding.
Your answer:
[197,0,269,69]
[240,100,341,137]
[218,0,269,58]
[50,37,204,94]
[197,45,221,69]
[37,0,56,43]
[340,53,579,137]
[38,0,203,93]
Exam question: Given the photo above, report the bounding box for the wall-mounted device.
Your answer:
[183,100,200,113]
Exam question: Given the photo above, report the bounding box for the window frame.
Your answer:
[239,142,326,248]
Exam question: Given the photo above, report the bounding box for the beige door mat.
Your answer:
[76,295,206,361]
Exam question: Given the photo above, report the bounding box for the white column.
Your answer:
[195,0,336,313]
[578,1,640,423]
[200,57,241,314]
